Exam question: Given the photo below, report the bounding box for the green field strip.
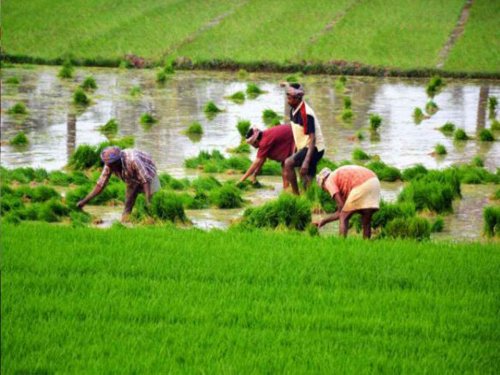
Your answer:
[303,0,465,69]
[444,0,500,73]
[175,0,353,64]
[2,223,499,373]
[1,0,244,61]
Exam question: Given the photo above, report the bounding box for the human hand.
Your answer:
[313,220,324,228]
[76,200,86,209]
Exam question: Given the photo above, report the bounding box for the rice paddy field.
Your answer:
[2,0,499,74]
[1,223,499,373]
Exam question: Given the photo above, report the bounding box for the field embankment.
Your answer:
[1,223,499,373]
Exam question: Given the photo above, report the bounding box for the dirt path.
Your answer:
[436,0,474,69]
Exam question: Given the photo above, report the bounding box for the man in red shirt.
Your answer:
[313,166,380,238]
[238,125,295,188]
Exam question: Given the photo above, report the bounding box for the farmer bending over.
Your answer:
[238,125,295,188]
[314,166,380,238]
[284,83,326,194]
[77,146,160,221]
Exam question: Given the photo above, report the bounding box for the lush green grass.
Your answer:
[176,0,351,63]
[2,0,244,61]
[2,223,499,373]
[304,0,464,69]
[445,0,500,72]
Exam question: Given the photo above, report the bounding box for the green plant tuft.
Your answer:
[425,100,438,115]
[185,122,203,135]
[426,76,445,98]
[439,122,455,134]
[73,88,90,106]
[99,119,119,137]
[262,109,282,126]
[246,83,264,97]
[343,96,352,109]
[483,206,499,237]
[10,131,29,146]
[58,60,74,79]
[369,114,382,131]
[479,129,494,142]
[140,113,157,125]
[7,102,28,115]
[236,120,251,138]
[352,148,370,161]
[80,76,97,91]
[453,128,469,141]
[434,144,447,155]
[228,91,245,103]
[204,101,222,115]
[5,76,20,84]
[413,107,425,123]
[151,191,187,222]
[384,217,431,241]
[488,96,497,119]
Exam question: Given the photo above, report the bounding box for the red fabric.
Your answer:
[326,165,377,199]
[257,125,295,162]
[299,103,308,134]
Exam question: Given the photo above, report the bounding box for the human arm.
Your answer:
[77,167,110,208]
[300,115,316,176]
[313,193,345,228]
[238,157,266,184]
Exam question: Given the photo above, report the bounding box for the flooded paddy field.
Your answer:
[1,66,499,239]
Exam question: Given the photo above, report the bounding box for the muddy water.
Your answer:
[1,66,499,240]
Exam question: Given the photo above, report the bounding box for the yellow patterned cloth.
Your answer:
[342,177,380,212]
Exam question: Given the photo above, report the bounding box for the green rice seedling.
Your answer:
[37,205,60,223]
[64,185,90,208]
[10,132,28,146]
[7,102,28,115]
[427,169,461,198]
[186,192,210,209]
[184,150,224,170]
[246,83,265,98]
[204,101,223,117]
[241,193,311,231]
[317,158,338,172]
[140,113,157,126]
[58,60,74,79]
[352,148,370,161]
[3,211,22,225]
[68,145,99,170]
[426,76,445,98]
[47,171,71,186]
[156,69,167,84]
[471,156,484,167]
[210,184,243,209]
[493,189,500,200]
[224,155,252,173]
[425,100,438,115]
[70,211,91,227]
[483,205,499,237]
[163,62,175,75]
[260,160,282,176]
[369,114,382,132]
[22,186,60,203]
[80,76,97,91]
[434,143,447,156]
[401,164,428,181]
[413,107,425,123]
[5,76,20,84]
[99,118,119,137]
[366,161,401,182]
[398,179,454,214]
[185,122,203,135]
[488,96,497,118]
[236,120,251,138]
[129,86,142,97]
[431,216,445,233]
[228,142,251,154]
[191,176,222,193]
[455,164,498,184]
[439,122,455,135]
[237,69,248,79]
[0,194,24,214]
[343,96,352,109]
[356,131,365,141]
[384,217,431,241]
[73,88,90,106]
[151,190,187,222]
[479,129,495,142]
[492,119,500,131]
[341,108,353,121]
[262,109,282,126]
[305,183,336,213]
[453,128,469,141]
[334,76,347,91]
[44,198,70,217]
[285,73,302,83]
[228,91,245,103]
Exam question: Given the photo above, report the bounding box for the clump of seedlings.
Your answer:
[343,96,352,109]
[228,143,250,154]
[431,216,445,233]
[366,161,401,182]
[352,148,370,161]
[99,118,119,137]
[246,83,265,98]
[150,190,187,222]
[58,60,74,79]
[426,76,445,98]
[453,128,469,141]
[488,96,497,119]
[305,183,336,214]
[5,76,20,84]
[425,100,439,115]
[479,129,495,142]
[7,102,28,115]
[185,122,203,135]
[210,184,244,209]
[492,119,500,131]
[384,216,431,241]
[10,132,29,146]
[73,88,90,106]
[285,73,302,84]
[140,112,157,126]
[369,114,382,132]
[401,164,427,181]
[237,69,249,79]
[439,122,455,135]
[434,143,447,156]
[156,63,175,84]
[227,91,245,104]
[204,101,223,118]
[129,86,142,97]
[236,120,251,138]
[240,193,311,231]
[483,205,499,237]
[80,76,97,91]
[413,107,427,123]
[262,109,282,126]
[341,109,353,121]
[335,76,347,91]
[471,156,484,168]
[356,131,365,141]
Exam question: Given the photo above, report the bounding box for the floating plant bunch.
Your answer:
[246,83,265,98]
[262,109,282,127]
[426,76,445,98]
[73,87,90,106]
[7,102,28,115]
[439,122,455,135]
[99,119,119,137]
[80,76,97,91]
[227,91,245,104]
[58,60,74,79]
[369,114,382,132]
[488,96,497,119]
[10,131,29,146]
[204,101,223,119]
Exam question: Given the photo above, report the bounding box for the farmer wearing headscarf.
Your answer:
[238,124,295,188]
[77,146,160,221]
[284,83,325,194]
[314,165,380,238]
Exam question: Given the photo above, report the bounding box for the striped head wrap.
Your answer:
[316,167,332,188]
[286,84,305,98]
[245,127,261,146]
